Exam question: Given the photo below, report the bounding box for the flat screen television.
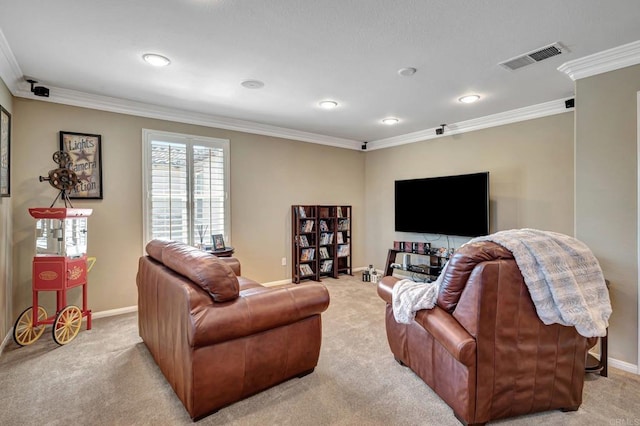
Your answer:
[395,172,489,237]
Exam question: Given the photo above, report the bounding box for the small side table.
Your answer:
[209,247,234,258]
[585,332,608,377]
[585,279,610,377]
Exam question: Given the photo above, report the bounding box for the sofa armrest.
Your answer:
[377,275,395,304]
[190,283,330,348]
[378,276,475,366]
[217,256,241,276]
[415,306,476,366]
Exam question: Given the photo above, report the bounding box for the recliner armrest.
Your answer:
[378,276,475,366]
[190,283,330,348]
[415,306,476,366]
[377,275,395,304]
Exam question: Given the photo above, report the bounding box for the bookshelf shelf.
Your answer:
[292,205,352,283]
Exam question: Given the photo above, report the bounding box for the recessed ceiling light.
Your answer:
[142,53,171,67]
[318,100,338,109]
[459,94,481,104]
[382,118,399,125]
[241,79,265,89]
[398,67,417,77]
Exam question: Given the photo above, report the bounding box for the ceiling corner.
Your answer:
[558,39,640,81]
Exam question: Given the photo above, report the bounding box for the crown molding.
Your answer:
[368,98,572,150]
[558,39,640,81]
[12,85,361,150]
[0,27,23,94]
[11,83,572,153]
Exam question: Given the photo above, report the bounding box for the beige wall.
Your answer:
[0,79,12,340]
[11,99,365,317]
[575,63,640,366]
[364,113,575,271]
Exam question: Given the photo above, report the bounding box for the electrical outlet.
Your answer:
[281,257,287,266]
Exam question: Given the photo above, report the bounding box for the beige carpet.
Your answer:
[1,274,639,425]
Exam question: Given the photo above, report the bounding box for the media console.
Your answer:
[384,248,450,282]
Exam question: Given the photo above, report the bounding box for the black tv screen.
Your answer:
[394,172,489,237]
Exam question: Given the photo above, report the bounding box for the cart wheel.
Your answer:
[52,305,83,345]
[13,306,48,346]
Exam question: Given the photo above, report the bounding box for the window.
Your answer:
[142,129,230,248]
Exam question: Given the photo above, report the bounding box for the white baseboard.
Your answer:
[0,329,12,356]
[263,279,292,287]
[588,350,639,375]
[609,357,639,374]
[91,305,138,319]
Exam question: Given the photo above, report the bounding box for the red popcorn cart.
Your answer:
[13,207,95,346]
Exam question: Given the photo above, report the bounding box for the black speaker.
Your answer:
[565,98,574,109]
[26,79,50,97]
[33,86,50,97]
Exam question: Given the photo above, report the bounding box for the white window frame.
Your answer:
[142,129,230,248]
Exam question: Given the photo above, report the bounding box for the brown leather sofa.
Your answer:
[137,239,330,420]
[377,241,595,426]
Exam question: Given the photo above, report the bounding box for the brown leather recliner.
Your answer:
[377,241,596,426]
[137,240,330,420]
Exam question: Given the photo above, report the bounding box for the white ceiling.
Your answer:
[1,1,640,149]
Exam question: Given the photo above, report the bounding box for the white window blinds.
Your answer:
[142,129,229,247]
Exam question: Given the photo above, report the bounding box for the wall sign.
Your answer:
[59,131,103,199]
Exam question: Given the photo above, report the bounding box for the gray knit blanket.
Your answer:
[470,229,611,337]
[392,278,440,324]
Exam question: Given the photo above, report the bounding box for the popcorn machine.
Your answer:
[13,150,96,346]
[13,208,94,346]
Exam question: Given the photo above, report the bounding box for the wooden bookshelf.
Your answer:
[292,205,352,283]
[317,205,336,279]
[335,205,352,277]
[292,205,319,283]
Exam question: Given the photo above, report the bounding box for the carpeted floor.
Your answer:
[1,274,639,425]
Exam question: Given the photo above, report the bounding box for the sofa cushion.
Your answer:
[161,242,240,302]
[438,241,513,312]
[145,239,174,262]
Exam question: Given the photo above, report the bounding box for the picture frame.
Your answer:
[0,106,10,197]
[212,234,226,250]
[59,131,103,199]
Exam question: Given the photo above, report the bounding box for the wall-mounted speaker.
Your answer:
[26,79,50,97]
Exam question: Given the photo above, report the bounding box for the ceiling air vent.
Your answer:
[499,42,566,71]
